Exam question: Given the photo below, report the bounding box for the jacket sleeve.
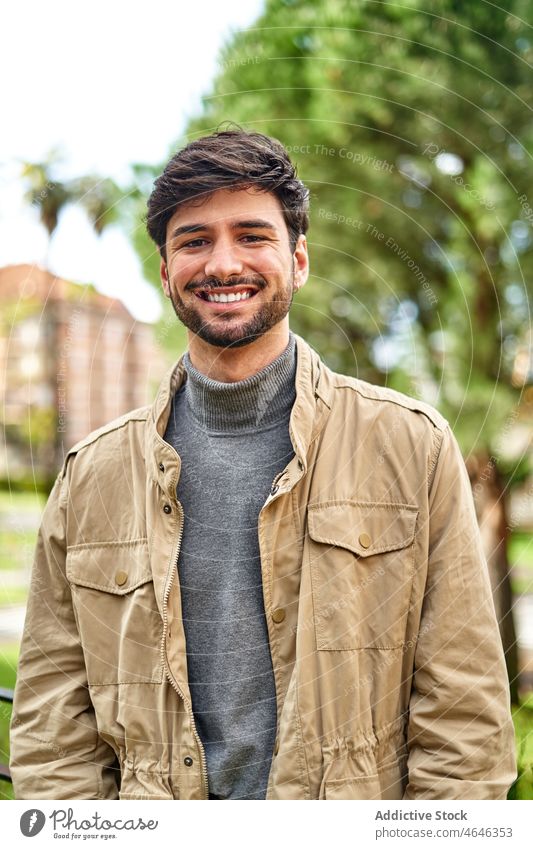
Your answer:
[403,425,517,799]
[10,461,119,799]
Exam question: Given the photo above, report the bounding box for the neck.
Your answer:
[186,320,290,383]
[181,333,296,432]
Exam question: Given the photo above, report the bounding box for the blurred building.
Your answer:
[0,264,167,486]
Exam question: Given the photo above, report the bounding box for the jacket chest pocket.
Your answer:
[307,501,418,650]
[66,541,164,685]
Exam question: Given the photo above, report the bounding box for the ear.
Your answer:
[292,234,309,292]
[160,256,170,297]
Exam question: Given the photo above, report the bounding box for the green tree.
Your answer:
[118,163,189,359]
[128,0,533,700]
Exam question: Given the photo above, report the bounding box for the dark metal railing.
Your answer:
[0,689,14,783]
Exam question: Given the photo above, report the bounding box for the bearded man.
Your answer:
[11,130,516,800]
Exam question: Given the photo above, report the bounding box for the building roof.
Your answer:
[0,264,137,322]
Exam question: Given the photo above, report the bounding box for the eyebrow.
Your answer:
[170,219,277,240]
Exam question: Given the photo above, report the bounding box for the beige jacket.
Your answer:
[10,334,516,799]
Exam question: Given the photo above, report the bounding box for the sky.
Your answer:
[0,0,264,322]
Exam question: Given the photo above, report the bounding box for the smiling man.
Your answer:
[159,185,308,373]
[11,129,516,800]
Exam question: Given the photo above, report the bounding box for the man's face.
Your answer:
[160,187,308,348]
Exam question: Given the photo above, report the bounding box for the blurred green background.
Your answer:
[1,0,532,799]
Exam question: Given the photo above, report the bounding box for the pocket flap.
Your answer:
[66,539,151,594]
[308,501,418,557]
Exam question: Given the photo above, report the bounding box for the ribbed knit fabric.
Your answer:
[163,333,296,799]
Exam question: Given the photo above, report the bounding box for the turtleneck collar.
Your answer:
[181,333,297,433]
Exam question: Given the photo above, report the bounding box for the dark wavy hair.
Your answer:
[146,128,310,259]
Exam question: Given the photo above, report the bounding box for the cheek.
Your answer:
[168,258,201,286]
[250,253,290,278]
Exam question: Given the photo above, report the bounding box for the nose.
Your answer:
[204,236,244,280]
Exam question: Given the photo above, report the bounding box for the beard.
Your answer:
[167,272,295,349]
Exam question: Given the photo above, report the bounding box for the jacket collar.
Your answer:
[146,333,332,486]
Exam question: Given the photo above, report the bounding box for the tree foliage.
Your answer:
[200,1,533,457]
[130,0,533,467]
[120,0,532,704]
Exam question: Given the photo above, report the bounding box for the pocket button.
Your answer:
[115,570,128,587]
[358,532,372,549]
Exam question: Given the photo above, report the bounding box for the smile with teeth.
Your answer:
[196,288,258,303]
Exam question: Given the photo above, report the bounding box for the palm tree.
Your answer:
[20,149,121,257]
[17,151,124,491]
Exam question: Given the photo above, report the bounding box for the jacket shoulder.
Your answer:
[63,406,150,462]
[329,371,448,432]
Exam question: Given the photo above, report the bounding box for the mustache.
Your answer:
[186,275,266,293]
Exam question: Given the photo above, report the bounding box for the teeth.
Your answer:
[206,290,253,303]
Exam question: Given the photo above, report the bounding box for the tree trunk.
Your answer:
[466,453,519,704]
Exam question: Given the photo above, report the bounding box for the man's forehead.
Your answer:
[167,187,285,230]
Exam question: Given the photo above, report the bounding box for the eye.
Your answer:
[240,234,267,243]
[182,238,208,248]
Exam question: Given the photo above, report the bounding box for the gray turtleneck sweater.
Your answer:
[163,334,297,800]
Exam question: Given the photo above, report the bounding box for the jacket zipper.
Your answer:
[260,464,301,767]
[269,469,286,495]
[160,497,209,800]
[159,458,299,799]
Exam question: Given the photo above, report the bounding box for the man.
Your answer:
[11,129,516,800]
